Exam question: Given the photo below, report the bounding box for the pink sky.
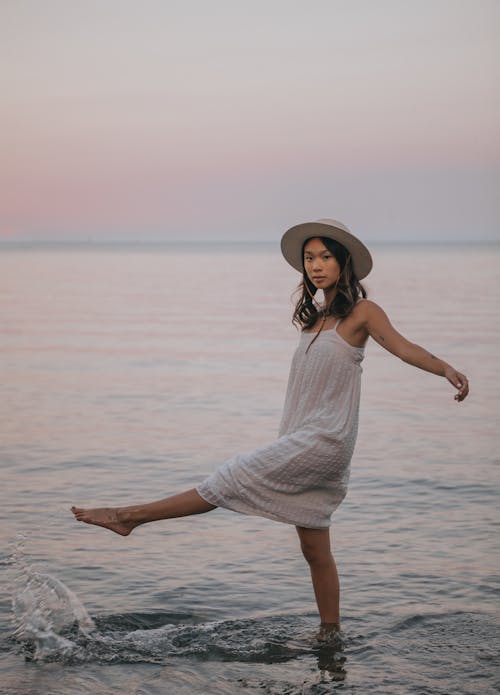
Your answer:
[1,0,499,241]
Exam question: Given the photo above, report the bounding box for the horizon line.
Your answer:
[0,238,498,247]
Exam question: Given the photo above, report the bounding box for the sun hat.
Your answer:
[281,218,373,279]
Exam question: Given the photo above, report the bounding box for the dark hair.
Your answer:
[292,236,367,332]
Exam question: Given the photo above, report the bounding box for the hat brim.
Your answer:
[280,219,373,280]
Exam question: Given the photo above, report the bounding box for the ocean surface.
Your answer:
[0,241,499,695]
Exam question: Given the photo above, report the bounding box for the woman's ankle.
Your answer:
[116,506,133,523]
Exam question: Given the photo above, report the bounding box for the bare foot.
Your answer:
[71,506,137,536]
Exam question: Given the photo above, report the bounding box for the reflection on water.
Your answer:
[1,243,499,694]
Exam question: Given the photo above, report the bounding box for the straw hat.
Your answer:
[281,218,373,279]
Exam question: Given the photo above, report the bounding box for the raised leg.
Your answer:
[71,488,216,536]
[296,526,340,627]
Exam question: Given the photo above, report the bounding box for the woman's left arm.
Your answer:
[362,301,469,402]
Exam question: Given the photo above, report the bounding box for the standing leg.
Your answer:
[296,526,340,627]
[71,488,216,536]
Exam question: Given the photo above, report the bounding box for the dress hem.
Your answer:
[196,484,332,530]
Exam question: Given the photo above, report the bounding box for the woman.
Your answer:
[71,219,469,632]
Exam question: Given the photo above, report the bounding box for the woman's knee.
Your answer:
[296,527,333,567]
[300,541,333,567]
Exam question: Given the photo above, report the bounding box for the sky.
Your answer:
[1,0,499,242]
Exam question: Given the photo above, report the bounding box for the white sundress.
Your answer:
[196,321,364,529]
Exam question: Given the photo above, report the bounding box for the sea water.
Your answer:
[0,242,498,694]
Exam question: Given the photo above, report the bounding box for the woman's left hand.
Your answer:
[444,366,469,402]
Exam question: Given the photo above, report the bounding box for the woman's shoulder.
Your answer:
[351,298,380,318]
[348,299,386,331]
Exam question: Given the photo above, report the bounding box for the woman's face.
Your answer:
[303,237,341,291]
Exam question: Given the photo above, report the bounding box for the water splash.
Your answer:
[10,534,95,660]
[8,536,346,668]
[35,612,345,667]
